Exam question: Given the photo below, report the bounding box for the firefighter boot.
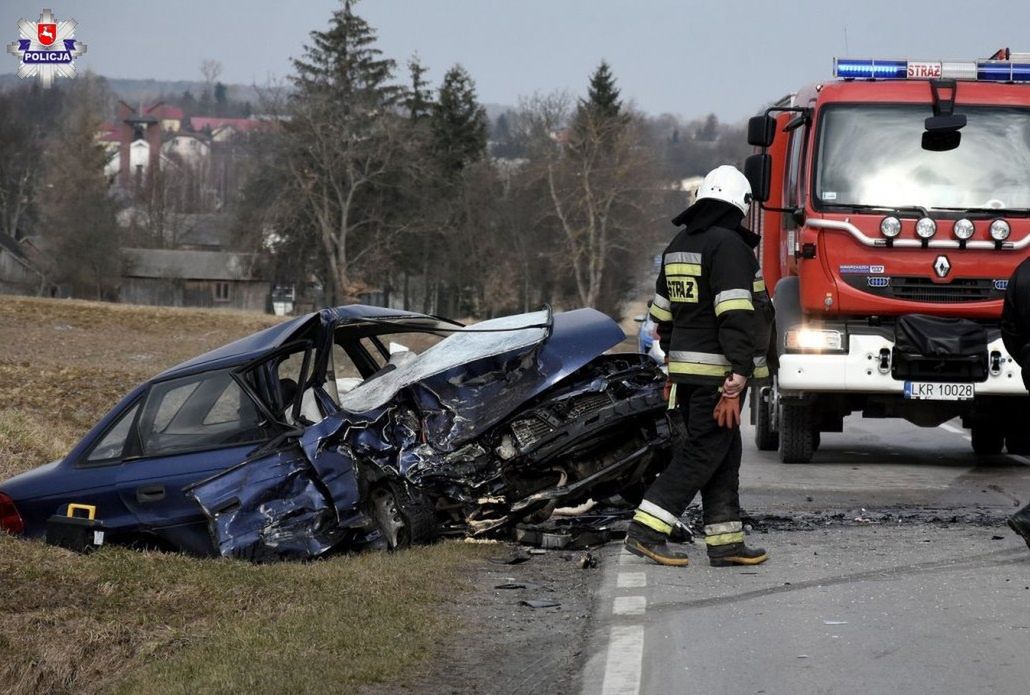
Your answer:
[708,542,769,567]
[1008,503,1030,549]
[704,520,768,566]
[625,521,690,567]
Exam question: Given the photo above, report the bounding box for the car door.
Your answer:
[114,368,277,554]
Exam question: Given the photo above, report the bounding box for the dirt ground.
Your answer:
[374,545,597,695]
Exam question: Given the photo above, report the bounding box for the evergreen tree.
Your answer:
[402,55,433,121]
[698,113,719,142]
[291,0,400,110]
[571,60,629,149]
[494,113,510,142]
[430,64,487,178]
[180,89,196,117]
[272,0,407,303]
[582,60,622,120]
[38,77,120,299]
[214,81,228,115]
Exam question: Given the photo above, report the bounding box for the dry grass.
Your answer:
[0,535,490,694]
[0,296,491,693]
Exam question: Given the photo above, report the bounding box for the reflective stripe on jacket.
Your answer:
[649,225,761,386]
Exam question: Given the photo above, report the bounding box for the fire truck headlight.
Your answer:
[953,218,975,240]
[880,216,902,238]
[990,219,1011,241]
[785,328,845,352]
[916,217,937,239]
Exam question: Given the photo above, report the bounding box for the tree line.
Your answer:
[0,0,751,318]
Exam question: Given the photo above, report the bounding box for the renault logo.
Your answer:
[933,255,951,278]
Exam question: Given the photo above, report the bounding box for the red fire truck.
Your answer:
[744,50,1030,463]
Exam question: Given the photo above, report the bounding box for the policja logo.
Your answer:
[6,8,87,88]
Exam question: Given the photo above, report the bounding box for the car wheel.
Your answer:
[753,385,779,451]
[971,426,1004,456]
[369,484,438,550]
[371,486,410,549]
[779,402,815,464]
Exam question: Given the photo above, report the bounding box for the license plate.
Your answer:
[903,381,974,401]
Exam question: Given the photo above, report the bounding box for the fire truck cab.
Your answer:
[745,52,1030,463]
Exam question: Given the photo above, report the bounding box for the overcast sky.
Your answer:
[3,1,1029,121]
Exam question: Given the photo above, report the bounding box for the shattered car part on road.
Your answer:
[1,305,673,561]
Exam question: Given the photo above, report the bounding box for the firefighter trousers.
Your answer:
[634,383,744,554]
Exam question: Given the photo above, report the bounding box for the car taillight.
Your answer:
[0,492,25,535]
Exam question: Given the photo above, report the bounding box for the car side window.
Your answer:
[85,401,141,464]
[136,370,270,458]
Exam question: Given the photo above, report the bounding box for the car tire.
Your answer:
[779,402,815,464]
[753,386,779,451]
[370,484,437,549]
[971,426,1004,456]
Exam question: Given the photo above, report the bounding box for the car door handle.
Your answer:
[136,485,165,503]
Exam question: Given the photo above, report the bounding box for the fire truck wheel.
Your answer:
[971,426,1004,456]
[1005,430,1030,455]
[753,386,779,451]
[779,402,815,464]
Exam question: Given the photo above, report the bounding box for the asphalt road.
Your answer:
[580,416,1030,695]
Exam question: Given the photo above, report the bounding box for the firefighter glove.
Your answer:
[713,393,742,429]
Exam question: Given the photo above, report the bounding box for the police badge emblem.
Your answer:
[7,8,87,88]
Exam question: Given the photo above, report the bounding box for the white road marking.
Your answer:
[618,550,636,565]
[1009,455,1030,466]
[617,571,647,589]
[613,595,647,616]
[939,423,964,435]
[601,624,644,695]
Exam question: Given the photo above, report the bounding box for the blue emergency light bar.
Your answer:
[834,57,1030,83]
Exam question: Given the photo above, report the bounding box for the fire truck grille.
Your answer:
[887,277,999,303]
[844,276,1003,304]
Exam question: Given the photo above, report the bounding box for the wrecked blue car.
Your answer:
[0,306,672,561]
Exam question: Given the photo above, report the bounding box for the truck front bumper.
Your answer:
[778,334,1026,396]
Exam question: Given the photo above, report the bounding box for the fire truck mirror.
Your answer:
[922,114,966,152]
[744,154,771,203]
[747,115,777,147]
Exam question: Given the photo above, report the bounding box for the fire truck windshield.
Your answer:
[815,104,1030,213]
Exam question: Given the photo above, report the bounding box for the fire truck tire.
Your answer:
[779,402,815,463]
[971,426,1004,456]
[753,386,778,451]
[1005,431,1030,455]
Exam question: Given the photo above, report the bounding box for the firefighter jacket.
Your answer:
[1001,256,1030,391]
[649,223,769,386]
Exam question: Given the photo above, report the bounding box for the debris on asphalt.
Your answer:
[578,552,598,569]
[520,599,560,609]
[489,551,531,565]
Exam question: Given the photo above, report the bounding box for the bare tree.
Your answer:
[541,108,663,314]
[200,59,223,86]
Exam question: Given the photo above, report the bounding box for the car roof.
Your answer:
[156,304,441,380]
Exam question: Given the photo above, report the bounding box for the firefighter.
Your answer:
[1001,256,1030,549]
[626,165,769,567]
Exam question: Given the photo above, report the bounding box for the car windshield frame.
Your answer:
[337,310,551,414]
[812,102,1030,214]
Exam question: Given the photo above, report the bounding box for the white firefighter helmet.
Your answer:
[696,165,752,217]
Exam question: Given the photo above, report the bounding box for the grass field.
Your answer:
[0,297,491,694]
